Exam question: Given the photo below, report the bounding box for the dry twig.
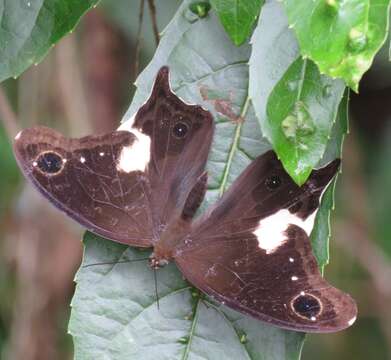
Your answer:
[0,86,19,139]
[55,35,91,136]
[147,0,160,46]
[134,0,145,78]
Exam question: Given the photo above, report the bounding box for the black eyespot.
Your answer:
[35,151,64,175]
[173,122,189,138]
[292,294,322,319]
[265,175,282,190]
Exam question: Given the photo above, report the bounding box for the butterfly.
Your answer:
[13,66,357,333]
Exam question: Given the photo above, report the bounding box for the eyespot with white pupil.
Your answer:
[265,175,282,190]
[173,122,189,138]
[291,293,322,320]
[35,151,64,175]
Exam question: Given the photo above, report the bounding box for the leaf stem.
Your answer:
[218,95,250,196]
[147,0,159,46]
[203,300,252,359]
[134,0,145,79]
[182,299,200,360]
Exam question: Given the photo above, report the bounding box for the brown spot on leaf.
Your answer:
[199,85,243,123]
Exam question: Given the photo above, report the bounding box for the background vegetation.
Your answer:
[0,0,390,359]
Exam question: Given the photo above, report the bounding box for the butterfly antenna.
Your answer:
[83,258,149,268]
[154,267,160,310]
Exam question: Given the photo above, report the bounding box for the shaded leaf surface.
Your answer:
[0,0,99,82]
[70,0,345,358]
[249,1,345,185]
[310,91,349,267]
[209,0,264,45]
[283,0,391,91]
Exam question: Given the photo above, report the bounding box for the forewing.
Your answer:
[14,126,153,247]
[120,67,214,227]
[175,151,357,332]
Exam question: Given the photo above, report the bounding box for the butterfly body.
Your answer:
[14,67,357,333]
[150,218,190,265]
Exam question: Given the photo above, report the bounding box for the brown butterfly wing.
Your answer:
[13,67,214,247]
[174,151,357,332]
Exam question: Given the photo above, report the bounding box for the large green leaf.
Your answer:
[209,0,264,45]
[283,0,391,91]
[69,1,347,358]
[249,1,345,185]
[0,0,99,82]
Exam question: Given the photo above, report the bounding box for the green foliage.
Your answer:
[0,0,99,82]
[209,0,264,45]
[249,1,344,185]
[282,0,391,91]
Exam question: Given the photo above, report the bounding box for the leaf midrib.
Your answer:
[204,300,253,360]
[218,95,251,195]
[292,57,308,162]
[97,286,192,353]
[181,299,200,360]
